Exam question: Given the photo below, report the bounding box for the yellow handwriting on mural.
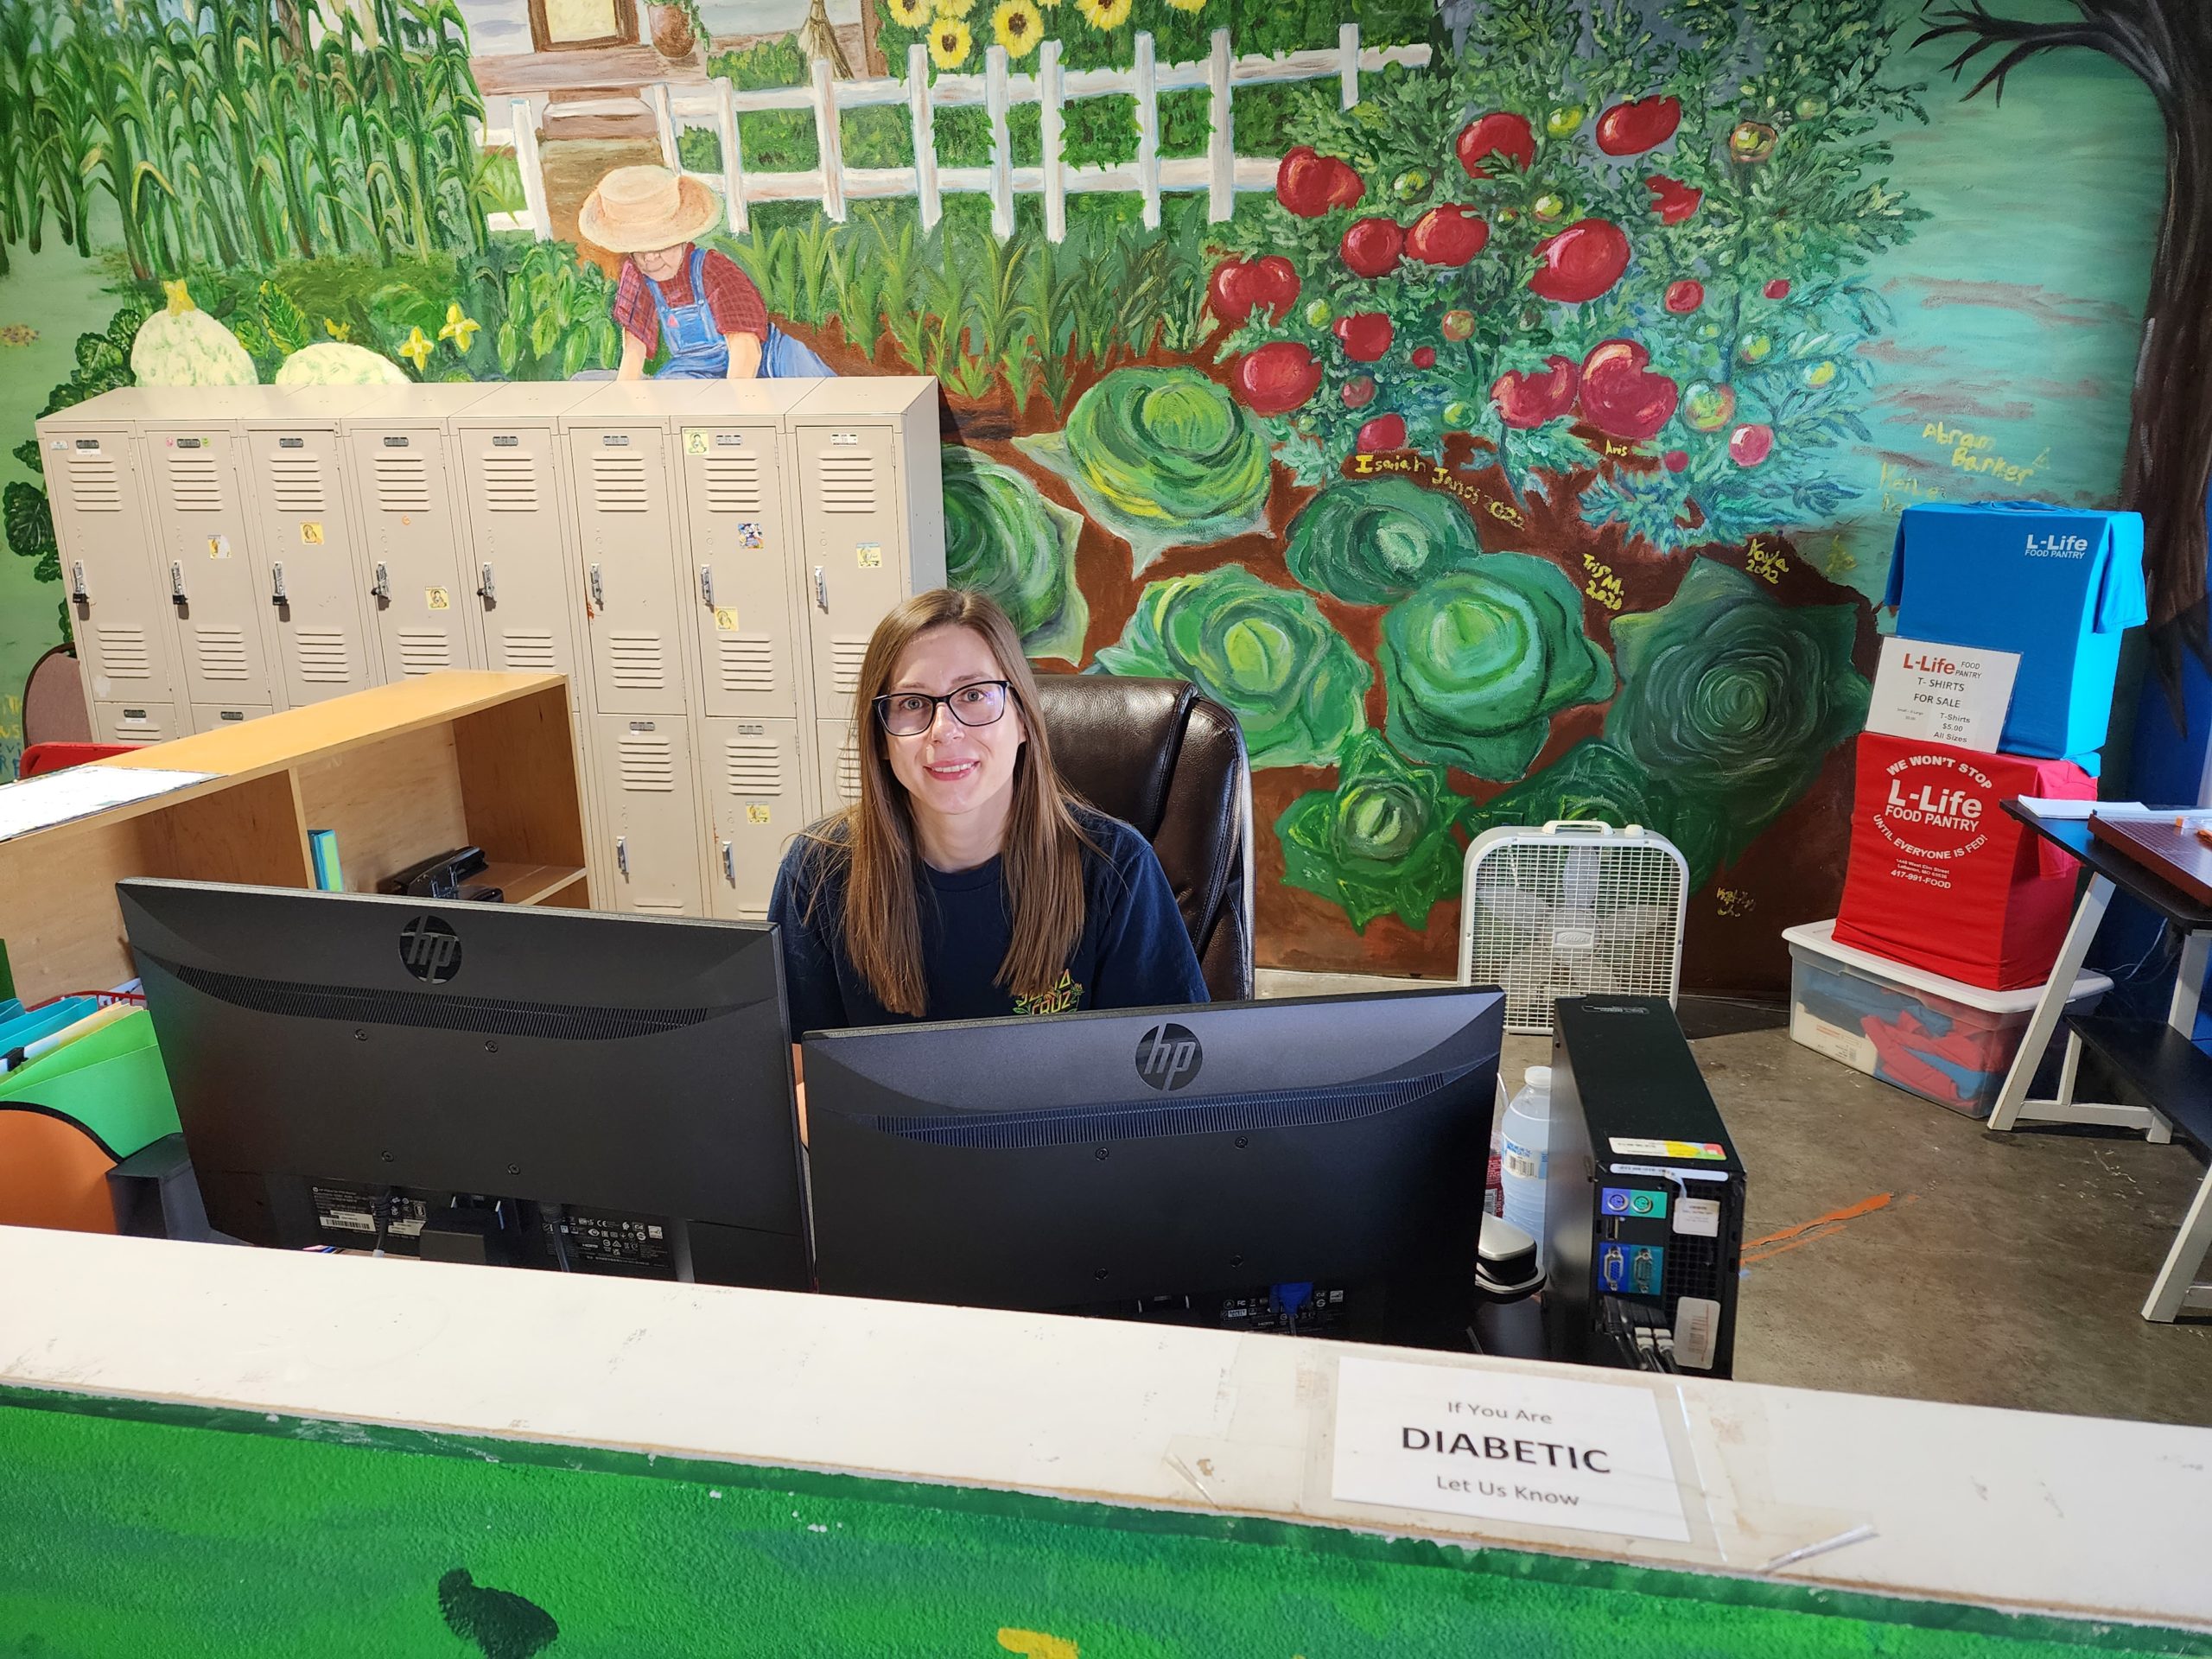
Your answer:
[1878,461,1947,516]
[1348,452,1525,530]
[1713,888,1755,918]
[998,1630,1077,1659]
[1745,537,1789,585]
[1922,422,2050,487]
[1580,552,1624,612]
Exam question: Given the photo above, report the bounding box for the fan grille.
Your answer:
[1459,829,1686,1034]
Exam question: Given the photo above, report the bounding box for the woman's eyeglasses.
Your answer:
[873,679,1010,737]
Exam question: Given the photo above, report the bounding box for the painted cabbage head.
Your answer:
[1462,739,1725,889]
[940,447,1089,662]
[1015,367,1272,572]
[1605,557,1869,861]
[1380,556,1613,780]
[1092,564,1370,769]
[1277,732,1465,931]
[1284,477,1485,606]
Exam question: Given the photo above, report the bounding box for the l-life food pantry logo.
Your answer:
[1873,751,1993,861]
[2024,531,2091,558]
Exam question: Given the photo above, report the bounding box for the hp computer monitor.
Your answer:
[118,879,808,1289]
[804,988,1504,1346]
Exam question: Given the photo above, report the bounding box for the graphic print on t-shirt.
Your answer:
[1013,970,1082,1017]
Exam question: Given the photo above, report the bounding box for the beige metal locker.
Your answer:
[814,719,864,811]
[788,378,946,729]
[451,384,595,690]
[95,701,178,745]
[240,391,383,707]
[34,414,179,724]
[701,715,804,920]
[131,393,274,715]
[345,385,491,681]
[590,712,704,914]
[565,387,687,717]
[193,702,264,734]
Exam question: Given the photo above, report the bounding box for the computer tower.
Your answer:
[1541,995,1745,1376]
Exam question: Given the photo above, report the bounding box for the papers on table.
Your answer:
[0,766,214,843]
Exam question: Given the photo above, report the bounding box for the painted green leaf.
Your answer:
[1605,557,1870,863]
[4,480,56,568]
[1093,565,1370,770]
[1380,556,1614,781]
[1462,739,1726,890]
[1277,731,1465,931]
[941,447,1090,664]
[1016,367,1271,575]
[1284,477,1485,607]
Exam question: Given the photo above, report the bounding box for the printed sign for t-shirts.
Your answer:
[1864,636,2019,752]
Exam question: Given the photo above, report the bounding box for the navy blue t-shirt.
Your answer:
[766,807,1209,1033]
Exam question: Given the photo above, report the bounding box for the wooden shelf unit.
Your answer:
[0,672,588,1005]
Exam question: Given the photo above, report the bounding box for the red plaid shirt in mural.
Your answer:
[611,248,769,355]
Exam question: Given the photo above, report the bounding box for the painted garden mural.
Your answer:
[0,0,2179,986]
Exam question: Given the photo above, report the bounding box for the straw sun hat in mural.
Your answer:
[578,166,722,252]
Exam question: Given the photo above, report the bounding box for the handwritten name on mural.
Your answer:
[1921,422,2050,486]
[1349,451,1527,530]
[1580,553,1624,611]
[1880,461,1949,515]
[1745,537,1789,585]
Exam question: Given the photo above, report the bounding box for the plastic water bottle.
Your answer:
[1498,1065,1554,1266]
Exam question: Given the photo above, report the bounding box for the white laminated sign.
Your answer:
[1865,636,2020,752]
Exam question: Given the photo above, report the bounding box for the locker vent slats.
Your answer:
[501,629,557,671]
[397,629,451,675]
[815,453,877,512]
[294,628,350,683]
[166,454,222,512]
[194,627,250,681]
[94,626,150,678]
[373,454,431,513]
[618,732,677,792]
[267,454,324,513]
[64,455,120,512]
[592,453,651,512]
[723,740,782,796]
[716,634,773,694]
[480,454,538,512]
[836,735,862,801]
[702,454,763,514]
[609,632,665,690]
[830,636,868,696]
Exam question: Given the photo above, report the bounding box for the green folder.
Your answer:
[0,1007,180,1161]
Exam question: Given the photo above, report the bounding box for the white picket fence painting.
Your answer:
[482,23,1431,244]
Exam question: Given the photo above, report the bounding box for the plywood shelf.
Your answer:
[0,673,593,1003]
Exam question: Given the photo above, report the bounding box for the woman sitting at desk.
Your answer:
[768,589,1206,1037]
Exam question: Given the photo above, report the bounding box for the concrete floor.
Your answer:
[1255,970,2212,1427]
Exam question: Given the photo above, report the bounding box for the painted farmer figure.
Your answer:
[578,165,833,380]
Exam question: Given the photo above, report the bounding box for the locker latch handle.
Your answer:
[615,836,629,878]
[589,563,605,608]
[269,561,288,608]
[69,561,88,604]
[169,561,188,608]
[370,562,390,603]
[699,565,715,609]
[477,562,495,604]
[813,566,828,613]
[721,839,734,884]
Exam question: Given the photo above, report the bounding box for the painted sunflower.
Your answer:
[932,0,976,18]
[1163,0,1205,10]
[928,14,973,66]
[1074,0,1129,28]
[991,0,1043,57]
[887,0,931,23]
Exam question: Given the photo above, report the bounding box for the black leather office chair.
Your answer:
[1031,673,1255,1002]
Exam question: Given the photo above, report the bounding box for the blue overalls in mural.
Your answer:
[645,246,833,380]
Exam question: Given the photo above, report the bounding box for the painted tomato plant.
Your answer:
[1207,0,1927,550]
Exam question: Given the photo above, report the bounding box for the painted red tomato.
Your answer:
[1456,111,1535,179]
[1206,256,1302,326]
[1663,279,1705,314]
[1764,277,1792,300]
[1230,341,1322,415]
[1356,413,1408,453]
[1491,354,1580,429]
[1411,346,1438,369]
[1729,423,1777,466]
[1645,175,1702,225]
[1578,338,1680,442]
[1595,96,1681,156]
[1277,147,1364,217]
[1662,449,1689,473]
[1333,311,1394,362]
[1339,217,1406,279]
[1342,376,1377,409]
[1529,219,1630,304]
[1440,308,1476,341]
[1405,204,1489,266]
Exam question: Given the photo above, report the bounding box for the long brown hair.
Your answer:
[805,589,1091,1016]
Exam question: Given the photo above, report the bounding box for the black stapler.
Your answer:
[379,846,504,904]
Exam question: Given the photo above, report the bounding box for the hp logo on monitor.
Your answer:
[1134,1022,1203,1093]
[397,915,462,985]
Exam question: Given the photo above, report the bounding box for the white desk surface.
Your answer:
[1,1224,2206,1634]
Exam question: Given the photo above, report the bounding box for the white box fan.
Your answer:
[1457,820,1688,1035]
